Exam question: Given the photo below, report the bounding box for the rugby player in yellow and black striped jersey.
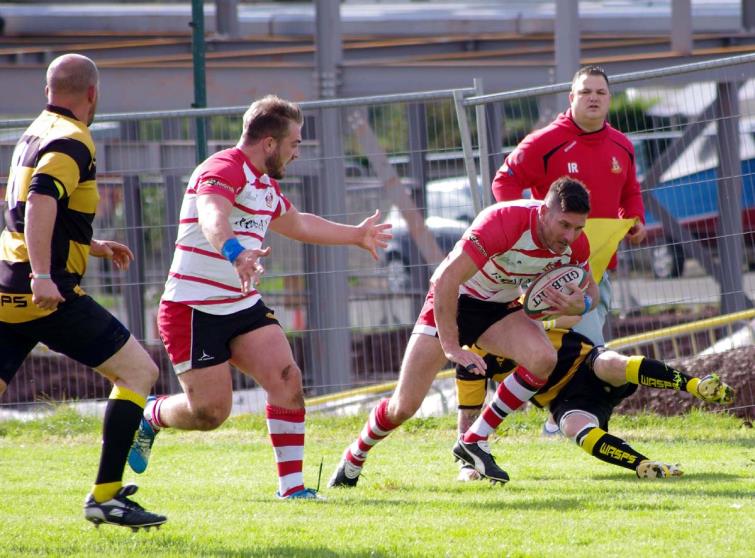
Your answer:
[0,53,165,530]
[0,99,98,321]
[455,316,735,481]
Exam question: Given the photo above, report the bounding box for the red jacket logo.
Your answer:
[610,156,622,174]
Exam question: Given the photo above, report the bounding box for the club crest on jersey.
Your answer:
[265,190,274,208]
[611,156,622,174]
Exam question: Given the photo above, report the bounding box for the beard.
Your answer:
[265,150,286,180]
[86,95,98,126]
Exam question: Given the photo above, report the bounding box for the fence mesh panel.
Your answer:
[1,55,754,414]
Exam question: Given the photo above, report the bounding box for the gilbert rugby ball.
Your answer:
[522,264,589,320]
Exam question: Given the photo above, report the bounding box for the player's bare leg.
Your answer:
[160,364,234,429]
[454,311,557,484]
[233,326,319,499]
[330,334,448,487]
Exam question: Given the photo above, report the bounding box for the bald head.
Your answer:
[45,54,99,125]
[46,54,98,96]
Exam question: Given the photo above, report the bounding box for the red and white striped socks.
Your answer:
[145,395,168,430]
[463,367,545,443]
[343,398,398,469]
[266,404,306,497]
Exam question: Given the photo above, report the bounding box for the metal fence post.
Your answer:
[453,89,481,214]
[407,101,430,312]
[191,0,208,164]
[307,0,351,393]
[474,78,492,208]
[123,175,146,340]
[716,80,748,313]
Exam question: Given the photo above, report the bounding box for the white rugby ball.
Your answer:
[522,264,589,320]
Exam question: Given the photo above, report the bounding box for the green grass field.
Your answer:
[0,407,753,557]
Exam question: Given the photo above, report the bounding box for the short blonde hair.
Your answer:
[241,95,303,144]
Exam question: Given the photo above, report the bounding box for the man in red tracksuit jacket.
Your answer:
[492,65,646,351]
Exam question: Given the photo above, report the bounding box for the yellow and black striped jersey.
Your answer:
[532,328,595,407]
[456,328,595,409]
[0,105,98,323]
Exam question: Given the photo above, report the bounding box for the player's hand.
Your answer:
[30,277,65,311]
[90,239,135,271]
[234,246,272,294]
[540,283,587,316]
[355,209,393,260]
[443,345,487,375]
[625,220,647,245]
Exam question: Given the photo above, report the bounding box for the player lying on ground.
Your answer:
[328,177,599,488]
[455,317,735,481]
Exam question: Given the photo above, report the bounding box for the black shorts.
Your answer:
[456,352,516,408]
[549,351,637,430]
[158,298,281,374]
[0,295,131,385]
[414,291,523,347]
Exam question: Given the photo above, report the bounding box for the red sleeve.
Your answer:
[459,204,522,268]
[270,179,292,219]
[493,145,531,201]
[568,233,591,272]
[195,156,245,203]
[618,147,645,223]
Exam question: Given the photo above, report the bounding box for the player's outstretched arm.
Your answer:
[270,208,392,260]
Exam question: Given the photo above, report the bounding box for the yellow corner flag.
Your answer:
[583,218,636,281]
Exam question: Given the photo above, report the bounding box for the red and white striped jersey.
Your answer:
[162,147,291,315]
[443,199,591,303]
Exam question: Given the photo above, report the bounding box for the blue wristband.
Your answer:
[581,294,593,315]
[221,237,245,264]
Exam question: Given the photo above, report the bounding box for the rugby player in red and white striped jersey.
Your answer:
[127,95,391,500]
[330,176,599,487]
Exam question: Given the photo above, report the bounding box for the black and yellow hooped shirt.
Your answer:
[0,105,98,323]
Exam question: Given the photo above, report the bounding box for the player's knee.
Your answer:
[275,362,298,383]
[279,363,304,402]
[143,359,160,385]
[559,411,598,441]
[591,350,627,386]
[130,359,159,394]
[192,402,231,430]
[0,379,6,398]
[529,346,557,377]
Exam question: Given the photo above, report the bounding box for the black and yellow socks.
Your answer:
[91,386,146,502]
[625,356,697,394]
[576,426,647,471]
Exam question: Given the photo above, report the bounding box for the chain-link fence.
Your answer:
[1,54,754,413]
[455,52,755,344]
